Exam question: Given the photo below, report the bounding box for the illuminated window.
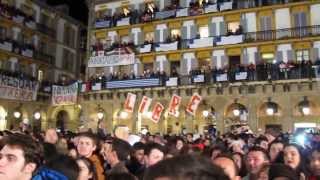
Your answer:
[123,7,130,16]
[261,53,274,63]
[171,29,181,37]
[296,50,309,61]
[145,32,154,42]
[199,26,209,38]
[228,22,240,33]
[38,70,43,82]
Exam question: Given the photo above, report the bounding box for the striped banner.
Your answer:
[106,78,160,89]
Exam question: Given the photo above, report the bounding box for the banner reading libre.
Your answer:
[124,93,137,113]
[52,82,78,106]
[0,74,39,101]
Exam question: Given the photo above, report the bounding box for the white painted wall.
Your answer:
[108,31,118,44]
[244,47,258,64]
[131,28,141,45]
[277,44,292,63]
[57,19,66,43]
[183,52,195,73]
[211,16,224,36]
[156,55,167,72]
[32,4,40,23]
[212,50,225,69]
[183,20,195,39]
[156,24,167,42]
[275,8,291,29]
[311,4,320,26]
[314,41,320,59]
[243,12,256,32]
[9,57,18,71]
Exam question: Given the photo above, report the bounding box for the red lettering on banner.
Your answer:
[186,94,202,115]
[124,93,136,112]
[138,96,151,114]
[168,95,181,116]
[151,103,164,123]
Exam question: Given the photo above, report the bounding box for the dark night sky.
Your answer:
[46,0,88,24]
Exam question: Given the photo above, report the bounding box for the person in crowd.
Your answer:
[244,146,270,180]
[127,142,145,176]
[44,128,58,145]
[255,136,269,150]
[232,152,247,177]
[213,154,241,180]
[144,143,165,168]
[309,147,320,180]
[108,172,137,180]
[0,133,43,180]
[143,155,229,180]
[33,154,79,180]
[283,144,308,179]
[268,140,284,163]
[100,138,131,176]
[268,163,299,180]
[77,157,98,180]
[77,132,105,180]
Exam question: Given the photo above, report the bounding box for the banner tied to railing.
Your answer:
[0,74,39,101]
[128,93,201,123]
[88,47,135,67]
[52,82,78,106]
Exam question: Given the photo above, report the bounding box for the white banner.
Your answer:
[88,53,135,67]
[155,41,178,52]
[193,74,205,83]
[217,35,244,46]
[205,4,218,13]
[166,77,178,86]
[138,96,152,114]
[216,73,228,82]
[124,93,136,113]
[168,94,181,117]
[189,37,214,49]
[139,44,152,53]
[151,102,164,123]
[116,17,130,26]
[186,93,202,116]
[52,82,78,106]
[176,8,188,17]
[0,74,39,101]
[235,72,248,80]
[220,1,233,11]
[91,83,102,91]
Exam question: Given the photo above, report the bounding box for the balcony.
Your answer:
[155,41,178,52]
[36,24,56,38]
[188,37,215,49]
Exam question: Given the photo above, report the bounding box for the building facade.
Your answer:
[0,0,84,130]
[77,0,320,134]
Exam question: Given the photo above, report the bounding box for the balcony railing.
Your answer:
[94,0,309,29]
[91,25,320,56]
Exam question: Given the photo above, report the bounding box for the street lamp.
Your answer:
[202,110,209,118]
[299,96,311,116]
[266,98,278,116]
[233,109,240,116]
[97,104,105,120]
[33,111,41,120]
[119,111,128,119]
[13,111,21,119]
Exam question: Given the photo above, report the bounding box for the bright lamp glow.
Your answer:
[120,111,128,119]
[302,107,310,115]
[266,108,274,116]
[33,112,41,120]
[13,111,21,118]
[233,109,240,116]
[146,112,152,118]
[97,112,104,120]
[202,110,209,117]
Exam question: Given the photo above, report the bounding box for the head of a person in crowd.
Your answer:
[0,133,43,180]
[131,142,145,165]
[34,154,79,180]
[283,144,304,171]
[268,163,299,180]
[56,137,69,155]
[256,163,270,180]
[44,128,58,144]
[175,137,185,151]
[147,134,154,142]
[255,136,269,150]
[186,133,193,143]
[309,147,320,177]
[229,139,245,154]
[203,138,212,147]
[232,152,247,177]
[210,145,225,161]
[213,154,241,180]
[245,146,270,177]
[107,172,137,180]
[76,157,98,180]
[144,143,165,167]
[268,140,284,162]
[144,155,229,180]
[100,138,131,167]
[77,132,98,158]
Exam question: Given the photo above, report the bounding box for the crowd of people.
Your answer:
[0,124,319,180]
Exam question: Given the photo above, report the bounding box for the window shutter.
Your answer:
[209,23,217,37]
[181,26,188,40]
[219,21,225,36]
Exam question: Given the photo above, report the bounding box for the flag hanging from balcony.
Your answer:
[88,47,135,67]
[52,82,78,106]
[151,102,164,123]
[138,96,152,114]
[168,94,181,117]
[124,93,136,113]
[186,93,202,116]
